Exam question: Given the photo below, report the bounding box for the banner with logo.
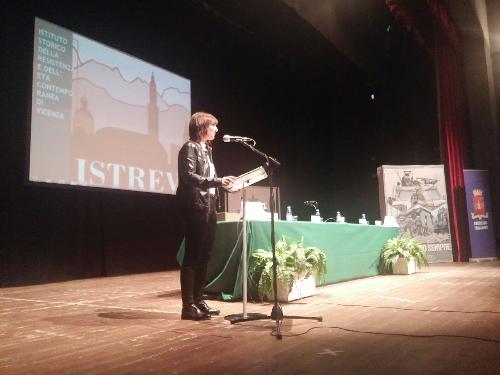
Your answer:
[377,165,453,263]
[463,170,497,260]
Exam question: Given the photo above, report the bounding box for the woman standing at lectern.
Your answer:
[176,112,235,320]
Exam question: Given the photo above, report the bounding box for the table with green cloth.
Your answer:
[177,220,399,301]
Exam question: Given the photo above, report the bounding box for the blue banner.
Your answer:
[463,170,497,260]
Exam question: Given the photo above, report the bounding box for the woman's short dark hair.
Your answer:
[189,112,218,142]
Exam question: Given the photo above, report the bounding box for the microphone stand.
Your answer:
[224,140,322,340]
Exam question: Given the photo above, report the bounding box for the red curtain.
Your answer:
[386,0,471,261]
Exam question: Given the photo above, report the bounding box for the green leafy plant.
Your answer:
[249,236,327,300]
[379,235,429,274]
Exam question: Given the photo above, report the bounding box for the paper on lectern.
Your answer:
[227,166,268,192]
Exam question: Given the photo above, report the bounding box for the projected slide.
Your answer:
[30,17,190,194]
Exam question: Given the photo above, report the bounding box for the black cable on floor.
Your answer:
[330,303,500,315]
[271,325,500,343]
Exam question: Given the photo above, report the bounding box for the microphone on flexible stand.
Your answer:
[304,200,318,209]
[222,134,254,143]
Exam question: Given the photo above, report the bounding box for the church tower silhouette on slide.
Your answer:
[148,73,159,140]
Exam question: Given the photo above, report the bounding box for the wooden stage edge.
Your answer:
[1,261,500,374]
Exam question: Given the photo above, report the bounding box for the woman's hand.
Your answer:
[221,176,236,188]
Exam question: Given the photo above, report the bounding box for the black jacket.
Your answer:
[176,140,223,212]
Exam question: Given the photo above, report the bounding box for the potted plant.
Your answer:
[249,236,327,302]
[379,235,429,275]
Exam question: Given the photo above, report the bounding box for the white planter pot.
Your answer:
[393,257,418,275]
[266,275,316,302]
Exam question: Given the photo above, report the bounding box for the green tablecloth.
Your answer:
[177,220,399,301]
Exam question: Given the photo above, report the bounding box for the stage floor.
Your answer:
[1,261,500,374]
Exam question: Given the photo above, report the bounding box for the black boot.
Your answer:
[180,267,209,320]
[193,265,220,316]
[196,300,220,316]
[181,303,210,320]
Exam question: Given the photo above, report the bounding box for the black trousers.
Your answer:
[181,195,217,305]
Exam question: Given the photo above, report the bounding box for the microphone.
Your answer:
[304,201,318,208]
[222,134,254,143]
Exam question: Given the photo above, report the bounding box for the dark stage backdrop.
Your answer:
[0,0,438,286]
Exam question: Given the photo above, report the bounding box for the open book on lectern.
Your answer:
[227,166,268,192]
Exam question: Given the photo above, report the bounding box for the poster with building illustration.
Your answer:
[30,18,190,194]
[377,165,453,263]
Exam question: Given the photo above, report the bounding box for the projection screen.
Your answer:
[29,17,191,194]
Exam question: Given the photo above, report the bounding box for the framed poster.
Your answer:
[378,165,453,263]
